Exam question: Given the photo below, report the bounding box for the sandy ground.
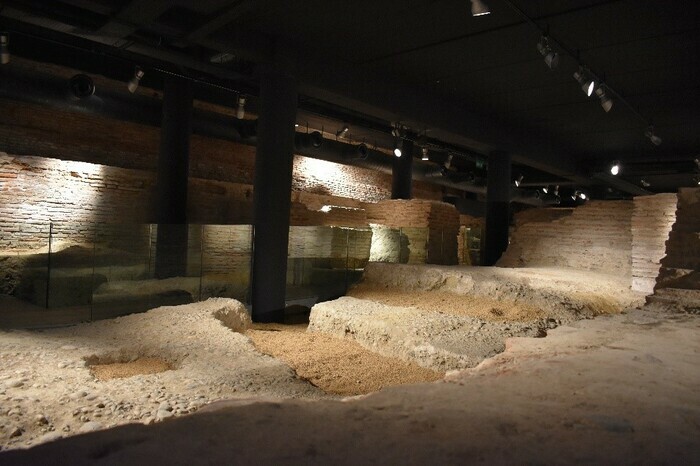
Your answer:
[248,324,442,396]
[0,298,326,450]
[2,306,698,465]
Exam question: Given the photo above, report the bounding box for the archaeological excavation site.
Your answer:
[1,1,699,464]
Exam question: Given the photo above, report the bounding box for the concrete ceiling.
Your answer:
[1,0,699,197]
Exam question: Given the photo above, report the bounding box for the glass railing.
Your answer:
[0,222,481,328]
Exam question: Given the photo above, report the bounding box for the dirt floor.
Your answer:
[2,305,698,465]
[247,323,442,396]
[1,264,693,463]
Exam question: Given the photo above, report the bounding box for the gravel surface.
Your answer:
[247,323,442,396]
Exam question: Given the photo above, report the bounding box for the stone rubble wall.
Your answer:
[631,194,677,293]
[497,201,634,278]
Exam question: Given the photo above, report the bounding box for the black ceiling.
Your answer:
[1,0,699,196]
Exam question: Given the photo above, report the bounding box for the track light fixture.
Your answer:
[536,36,559,69]
[127,66,145,93]
[0,33,9,65]
[336,125,349,138]
[444,154,454,169]
[69,74,95,99]
[595,85,613,112]
[573,67,596,97]
[470,0,490,16]
[310,131,323,148]
[236,95,246,119]
[610,160,621,176]
[514,174,524,187]
[640,179,651,188]
[421,147,429,161]
[645,126,662,146]
[553,185,559,196]
[356,143,369,159]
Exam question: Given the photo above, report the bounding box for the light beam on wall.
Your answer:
[470,0,490,16]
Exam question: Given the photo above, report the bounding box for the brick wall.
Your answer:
[498,201,634,278]
[366,199,460,265]
[631,193,677,293]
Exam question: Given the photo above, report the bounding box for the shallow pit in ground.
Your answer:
[246,323,443,396]
[85,355,174,381]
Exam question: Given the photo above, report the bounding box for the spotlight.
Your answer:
[0,33,9,65]
[69,74,95,99]
[542,186,549,194]
[336,125,349,138]
[445,154,454,169]
[357,143,368,159]
[514,174,524,187]
[580,192,587,200]
[536,36,559,69]
[553,185,559,196]
[236,95,246,119]
[694,176,700,186]
[393,145,402,158]
[470,0,490,16]
[640,179,651,188]
[573,68,595,97]
[610,160,621,176]
[645,126,662,146]
[127,66,145,93]
[421,147,429,161]
[310,131,323,148]
[595,85,613,112]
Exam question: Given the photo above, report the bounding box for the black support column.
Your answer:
[154,76,193,278]
[483,150,511,266]
[391,138,413,199]
[251,60,298,323]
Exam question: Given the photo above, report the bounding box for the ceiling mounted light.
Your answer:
[310,131,323,148]
[393,138,403,158]
[610,160,621,176]
[595,85,613,112]
[536,36,559,69]
[336,125,349,138]
[357,143,368,159]
[127,66,145,93]
[542,186,549,194]
[579,192,587,200]
[645,126,662,146]
[640,179,651,188]
[69,74,95,99]
[553,185,559,196]
[421,147,429,161]
[514,174,524,187]
[694,176,700,186]
[236,95,246,119]
[0,33,9,65]
[470,0,490,16]
[573,67,596,97]
[445,153,454,169]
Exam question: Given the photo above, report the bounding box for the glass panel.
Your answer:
[200,224,252,304]
[368,226,404,263]
[287,226,348,306]
[91,223,156,321]
[401,227,428,264]
[44,222,94,324]
[346,227,372,289]
[0,222,54,328]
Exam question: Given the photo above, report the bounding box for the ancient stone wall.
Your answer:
[497,201,634,278]
[631,193,677,293]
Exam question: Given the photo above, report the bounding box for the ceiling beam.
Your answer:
[97,0,172,44]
